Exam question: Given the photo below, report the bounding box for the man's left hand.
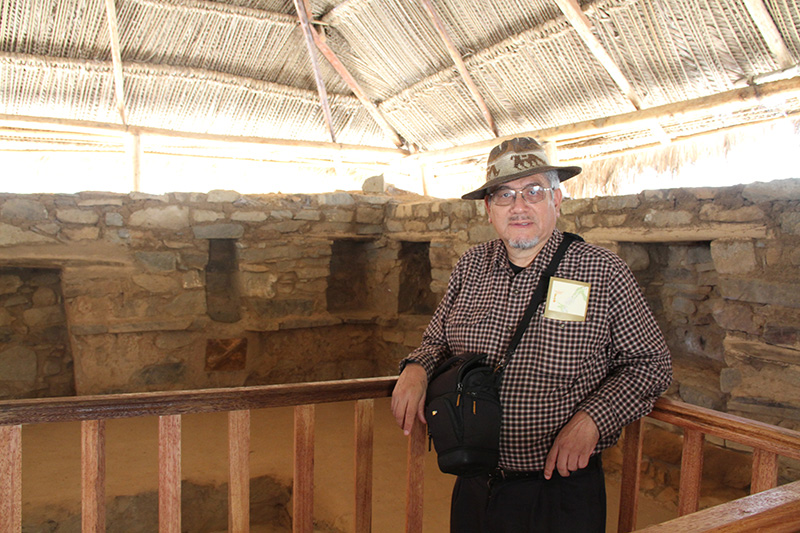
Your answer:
[543,410,600,479]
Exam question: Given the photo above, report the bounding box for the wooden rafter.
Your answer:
[308,25,406,148]
[103,0,127,125]
[553,0,671,146]
[420,0,498,137]
[294,0,336,143]
[741,0,795,69]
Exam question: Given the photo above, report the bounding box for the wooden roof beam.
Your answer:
[742,0,795,69]
[306,22,406,149]
[553,0,671,146]
[420,0,499,138]
[103,0,128,125]
[294,0,336,143]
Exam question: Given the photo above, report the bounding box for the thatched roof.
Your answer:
[1,0,800,196]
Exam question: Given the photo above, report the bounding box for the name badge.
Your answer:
[544,277,590,322]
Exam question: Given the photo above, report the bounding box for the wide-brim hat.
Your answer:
[461,137,582,200]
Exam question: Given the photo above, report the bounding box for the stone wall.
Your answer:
[2,178,800,509]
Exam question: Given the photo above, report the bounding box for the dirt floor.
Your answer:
[19,397,677,532]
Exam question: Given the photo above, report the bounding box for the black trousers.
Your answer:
[450,455,606,533]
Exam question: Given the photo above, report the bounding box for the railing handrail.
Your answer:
[3,379,800,533]
[650,397,800,460]
[0,376,397,426]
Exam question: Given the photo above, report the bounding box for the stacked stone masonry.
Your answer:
[1,179,799,503]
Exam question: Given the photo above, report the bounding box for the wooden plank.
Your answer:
[0,425,22,533]
[750,448,779,495]
[678,429,704,516]
[617,418,643,533]
[354,399,374,533]
[635,479,800,532]
[293,405,315,533]
[741,0,795,69]
[158,415,181,533]
[0,376,398,426]
[81,420,106,533]
[405,419,426,533]
[228,410,250,533]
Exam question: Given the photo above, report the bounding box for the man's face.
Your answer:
[484,174,563,252]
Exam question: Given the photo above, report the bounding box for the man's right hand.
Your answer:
[391,363,428,436]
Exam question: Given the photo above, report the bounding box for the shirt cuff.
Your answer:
[578,394,620,440]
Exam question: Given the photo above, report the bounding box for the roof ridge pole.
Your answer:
[104,0,128,126]
[553,0,671,146]
[307,22,406,148]
[420,0,499,138]
[294,0,337,143]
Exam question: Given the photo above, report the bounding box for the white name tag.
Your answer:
[544,277,591,322]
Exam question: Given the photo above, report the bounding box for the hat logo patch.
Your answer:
[512,153,547,171]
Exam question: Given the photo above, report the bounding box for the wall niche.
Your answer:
[398,241,436,315]
[0,267,74,399]
[206,238,241,323]
[327,239,371,312]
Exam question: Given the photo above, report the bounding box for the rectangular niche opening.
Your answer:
[627,241,724,363]
[205,239,241,323]
[0,266,74,399]
[327,239,370,312]
[398,241,436,315]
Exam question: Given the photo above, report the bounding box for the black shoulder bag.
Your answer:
[424,233,583,476]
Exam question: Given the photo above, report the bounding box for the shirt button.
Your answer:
[507,326,513,331]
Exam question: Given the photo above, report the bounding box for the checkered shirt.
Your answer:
[403,230,672,471]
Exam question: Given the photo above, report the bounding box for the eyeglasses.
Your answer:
[488,184,553,206]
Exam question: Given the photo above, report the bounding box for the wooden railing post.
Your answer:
[0,425,22,533]
[81,420,106,533]
[405,419,426,533]
[228,410,250,533]
[354,399,374,533]
[617,418,644,533]
[159,415,182,533]
[293,405,315,533]
[751,447,779,494]
[678,428,704,516]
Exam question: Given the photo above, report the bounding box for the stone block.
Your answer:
[207,190,241,203]
[617,243,650,271]
[742,178,800,202]
[192,223,245,239]
[719,279,800,308]
[135,251,177,272]
[596,194,640,211]
[62,227,101,241]
[56,209,99,224]
[0,345,37,381]
[132,274,179,293]
[0,222,55,246]
[294,209,321,221]
[468,224,496,243]
[240,271,278,298]
[318,192,355,206]
[780,211,800,235]
[193,210,223,223]
[699,204,765,222]
[1,199,48,221]
[231,211,267,222]
[105,212,123,226]
[355,207,383,224]
[711,239,756,274]
[560,198,591,215]
[644,209,693,227]
[129,206,189,230]
[22,305,65,327]
[362,175,385,193]
[0,274,23,296]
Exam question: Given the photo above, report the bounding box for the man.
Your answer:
[391,137,672,532]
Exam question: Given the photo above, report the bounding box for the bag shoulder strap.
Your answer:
[498,232,583,369]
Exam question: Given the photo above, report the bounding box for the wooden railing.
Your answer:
[2,378,800,532]
[618,397,800,532]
